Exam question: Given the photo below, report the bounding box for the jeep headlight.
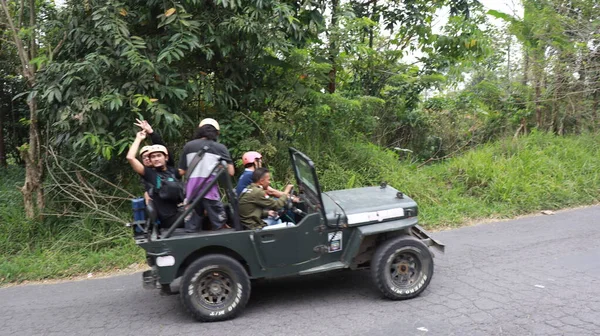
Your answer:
[156,256,175,267]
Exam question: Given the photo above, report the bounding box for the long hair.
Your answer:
[193,125,219,141]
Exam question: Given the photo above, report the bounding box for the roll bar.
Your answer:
[163,160,241,239]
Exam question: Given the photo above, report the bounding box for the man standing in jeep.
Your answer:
[178,118,234,230]
[127,131,182,229]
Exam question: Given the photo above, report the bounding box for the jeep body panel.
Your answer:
[323,186,418,227]
[138,230,261,284]
[138,211,357,284]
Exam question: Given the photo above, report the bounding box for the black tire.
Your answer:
[180,254,251,322]
[371,236,434,300]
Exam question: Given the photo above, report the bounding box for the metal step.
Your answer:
[298,261,347,275]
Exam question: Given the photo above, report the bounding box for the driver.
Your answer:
[238,167,298,230]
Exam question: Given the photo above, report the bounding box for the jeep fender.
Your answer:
[341,218,445,267]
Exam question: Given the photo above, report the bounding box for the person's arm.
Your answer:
[267,184,293,198]
[126,131,146,176]
[178,145,188,177]
[136,119,175,168]
[253,189,288,211]
[220,146,235,176]
[144,191,151,204]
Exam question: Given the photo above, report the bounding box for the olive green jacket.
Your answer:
[238,183,288,229]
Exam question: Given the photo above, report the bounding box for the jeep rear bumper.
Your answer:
[142,267,160,290]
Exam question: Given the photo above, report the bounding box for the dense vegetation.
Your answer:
[3,132,600,284]
[1,0,599,283]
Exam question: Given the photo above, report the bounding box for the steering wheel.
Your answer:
[277,187,296,219]
[285,186,294,210]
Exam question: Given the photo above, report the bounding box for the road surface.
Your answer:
[1,206,600,335]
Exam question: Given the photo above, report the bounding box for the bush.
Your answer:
[0,166,143,284]
[291,131,600,227]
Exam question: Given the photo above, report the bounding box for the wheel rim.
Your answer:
[387,250,422,289]
[193,270,235,307]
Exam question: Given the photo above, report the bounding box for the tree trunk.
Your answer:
[327,0,339,94]
[533,53,543,128]
[1,0,44,218]
[0,104,6,167]
[535,78,542,128]
[20,97,44,217]
[593,91,599,131]
[522,50,529,86]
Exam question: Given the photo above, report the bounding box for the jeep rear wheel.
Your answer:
[180,254,250,322]
[371,236,433,300]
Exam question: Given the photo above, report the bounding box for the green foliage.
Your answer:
[36,0,325,164]
[307,132,600,227]
[7,0,600,283]
[0,166,142,284]
[3,132,600,283]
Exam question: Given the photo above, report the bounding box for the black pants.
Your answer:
[158,213,179,230]
[193,198,227,230]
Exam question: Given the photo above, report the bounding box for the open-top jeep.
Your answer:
[131,148,445,322]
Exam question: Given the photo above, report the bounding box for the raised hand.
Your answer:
[134,119,154,134]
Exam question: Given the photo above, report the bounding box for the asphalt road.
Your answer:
[2,206,600,336]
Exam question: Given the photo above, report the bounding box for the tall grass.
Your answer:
[1,132,599,283]
[312,131,600,227]
[0,168,143,284]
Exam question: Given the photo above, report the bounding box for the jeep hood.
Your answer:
[321,186,417,226]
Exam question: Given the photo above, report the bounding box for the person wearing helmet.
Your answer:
[127,131,183,230]
[235,151,263,196]
[178,118,234,230]
[135,119,174,167]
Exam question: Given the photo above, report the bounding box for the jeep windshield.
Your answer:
[289,148,325,218]
[294,155,318,195]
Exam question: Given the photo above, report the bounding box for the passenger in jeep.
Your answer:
[178,118,234,231]
[127,131,183,229]
[236,151,287,226]
[135,119,173,202]
[135,120,203,230]
[236,151,262,196]
[238,168,298,230]
[135,119,175,166]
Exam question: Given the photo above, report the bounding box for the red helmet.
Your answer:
[242,151,262,165]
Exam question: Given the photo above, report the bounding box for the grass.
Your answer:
[1,131,600,284]
[315,131,600,227]
[0,168,144,284]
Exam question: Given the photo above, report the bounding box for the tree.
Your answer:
[37,0,324,164]
[0,0,63,217]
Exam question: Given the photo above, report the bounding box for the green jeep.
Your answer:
[131,148,445,322]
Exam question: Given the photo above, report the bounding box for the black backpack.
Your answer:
[154,168,184,203]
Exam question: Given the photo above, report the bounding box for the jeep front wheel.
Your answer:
[180,254,250,322]
[371,236,433,300]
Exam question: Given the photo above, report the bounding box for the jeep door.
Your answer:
[254,149,330,269]
[254,212,324,268]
